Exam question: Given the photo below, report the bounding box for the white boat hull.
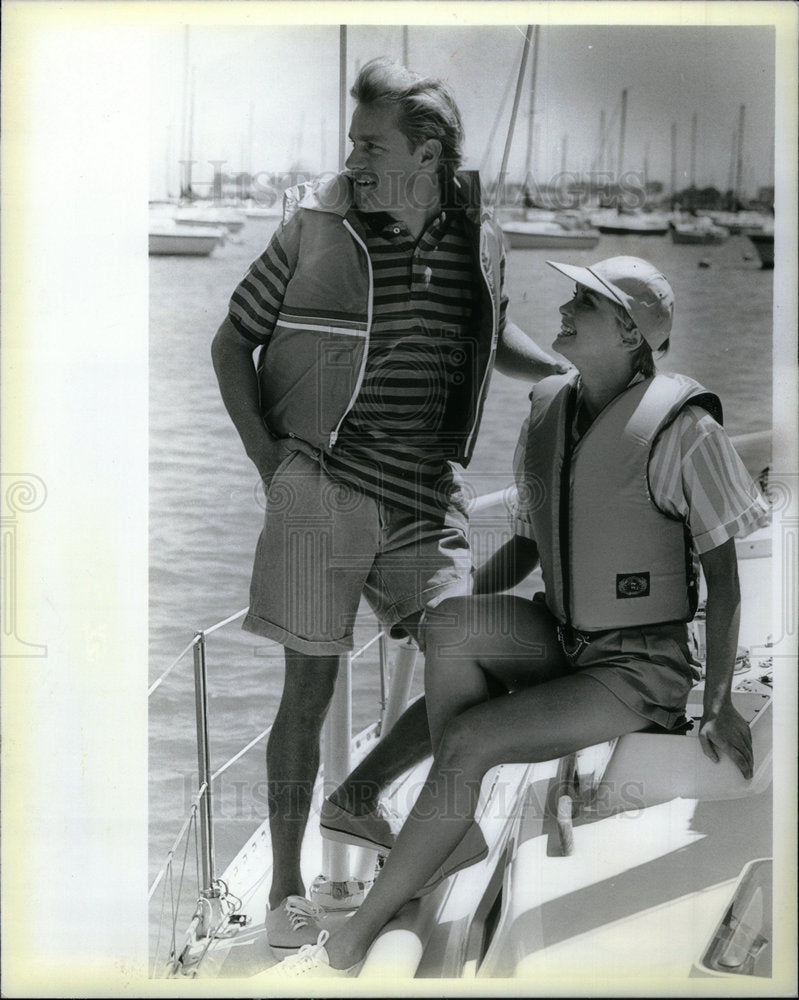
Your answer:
[591,210,671,236]
[148,223,223,256]
[502,223,601,250]
[670,222,730,245]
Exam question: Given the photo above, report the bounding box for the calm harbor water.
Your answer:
[148,214,772,954]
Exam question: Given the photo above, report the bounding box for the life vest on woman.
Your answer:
[523,372,722,631]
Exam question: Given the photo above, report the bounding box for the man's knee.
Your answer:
[279,650,340,720]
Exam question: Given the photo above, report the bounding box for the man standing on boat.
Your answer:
[211,57,564,955]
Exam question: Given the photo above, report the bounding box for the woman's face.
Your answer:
[552,284,627,366]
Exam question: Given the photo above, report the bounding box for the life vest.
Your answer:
[523,372,722,631]
[255,170,503,464]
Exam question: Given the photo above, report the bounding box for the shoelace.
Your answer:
[280,930,330,975]
[375,800,403,835]
[283,895,321,930]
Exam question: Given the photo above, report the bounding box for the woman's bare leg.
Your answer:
[423,595,567,750]
[322,663,648,969]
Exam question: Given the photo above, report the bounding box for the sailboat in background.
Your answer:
[590,89,671,236]
[148,217,225,256]
[500,27,600,250]
[149,27,244,255]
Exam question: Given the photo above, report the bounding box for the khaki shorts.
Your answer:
[243,450,473,655]
[565,622,701,731]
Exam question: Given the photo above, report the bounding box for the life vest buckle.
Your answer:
[557,623,593,658]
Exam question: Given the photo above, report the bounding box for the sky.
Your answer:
[150,20,777,201]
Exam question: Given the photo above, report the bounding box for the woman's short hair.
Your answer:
[611,300,667,378]
[351,57,465,177]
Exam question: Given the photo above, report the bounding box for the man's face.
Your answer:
[553,284,628,366]
[345,102,433,215]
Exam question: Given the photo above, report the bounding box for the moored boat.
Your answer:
[148,218,225,256]
[173,204,247,233]
[591,208,671,236]
[670,217,730,245]
[745,229,775,270]
[705,210,771,236]
[501,212,601,250]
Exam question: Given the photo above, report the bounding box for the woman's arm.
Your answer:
[495,319,567,380]
[697,538,754,779]
[472,535,539,595]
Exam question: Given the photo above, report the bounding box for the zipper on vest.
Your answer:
[463,226,498,460]
[559,386,579,626]
[328,219,374,449]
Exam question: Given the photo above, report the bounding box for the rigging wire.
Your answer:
[479,57,521,177]
[492,25,537,209]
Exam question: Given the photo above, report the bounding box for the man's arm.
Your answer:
[211,316,285,482]
[473,535,539,595]
[697,537,754,779]
[495,319,568,380]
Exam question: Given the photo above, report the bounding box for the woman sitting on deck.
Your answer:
[261,255,768,978]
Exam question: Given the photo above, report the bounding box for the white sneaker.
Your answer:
[258,929,356,978]
[265,895,323,957]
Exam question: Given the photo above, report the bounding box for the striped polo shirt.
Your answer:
[513,397,770,552]
[229,203,498,519]
[321,208,480,518]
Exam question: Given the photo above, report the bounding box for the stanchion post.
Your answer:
[192,631,216,894]
[321,653,353,881]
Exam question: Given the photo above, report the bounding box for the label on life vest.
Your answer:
[616,572,651,599]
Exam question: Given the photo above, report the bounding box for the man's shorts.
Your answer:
[243,450,473,655]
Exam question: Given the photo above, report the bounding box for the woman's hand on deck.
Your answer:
[698,701,754,779]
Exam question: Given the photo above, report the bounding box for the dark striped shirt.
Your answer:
[229,206,499,517]
[322,209,478,517]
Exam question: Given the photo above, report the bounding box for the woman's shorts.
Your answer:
[243,450,472,655]
[563,620,701,732]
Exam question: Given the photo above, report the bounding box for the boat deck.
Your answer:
[163,529,778,984]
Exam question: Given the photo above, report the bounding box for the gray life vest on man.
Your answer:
[523,371,722,631]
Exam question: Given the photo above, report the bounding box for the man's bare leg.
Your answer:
[267,649,339,908]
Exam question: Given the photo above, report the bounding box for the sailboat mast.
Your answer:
[179,27,192,199]
[523,25,540,190]
[617,88,627,199]
[670,122,677,203]
[185,68,196,200]
[339,26,347,172]
[735,104,746,207]
[494,24,535,208]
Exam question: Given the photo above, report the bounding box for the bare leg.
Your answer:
[323,672,649,969]
[424,595,567,750]
[327,611,432,814]
[267,649,339,909]
[327,697,431,814]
